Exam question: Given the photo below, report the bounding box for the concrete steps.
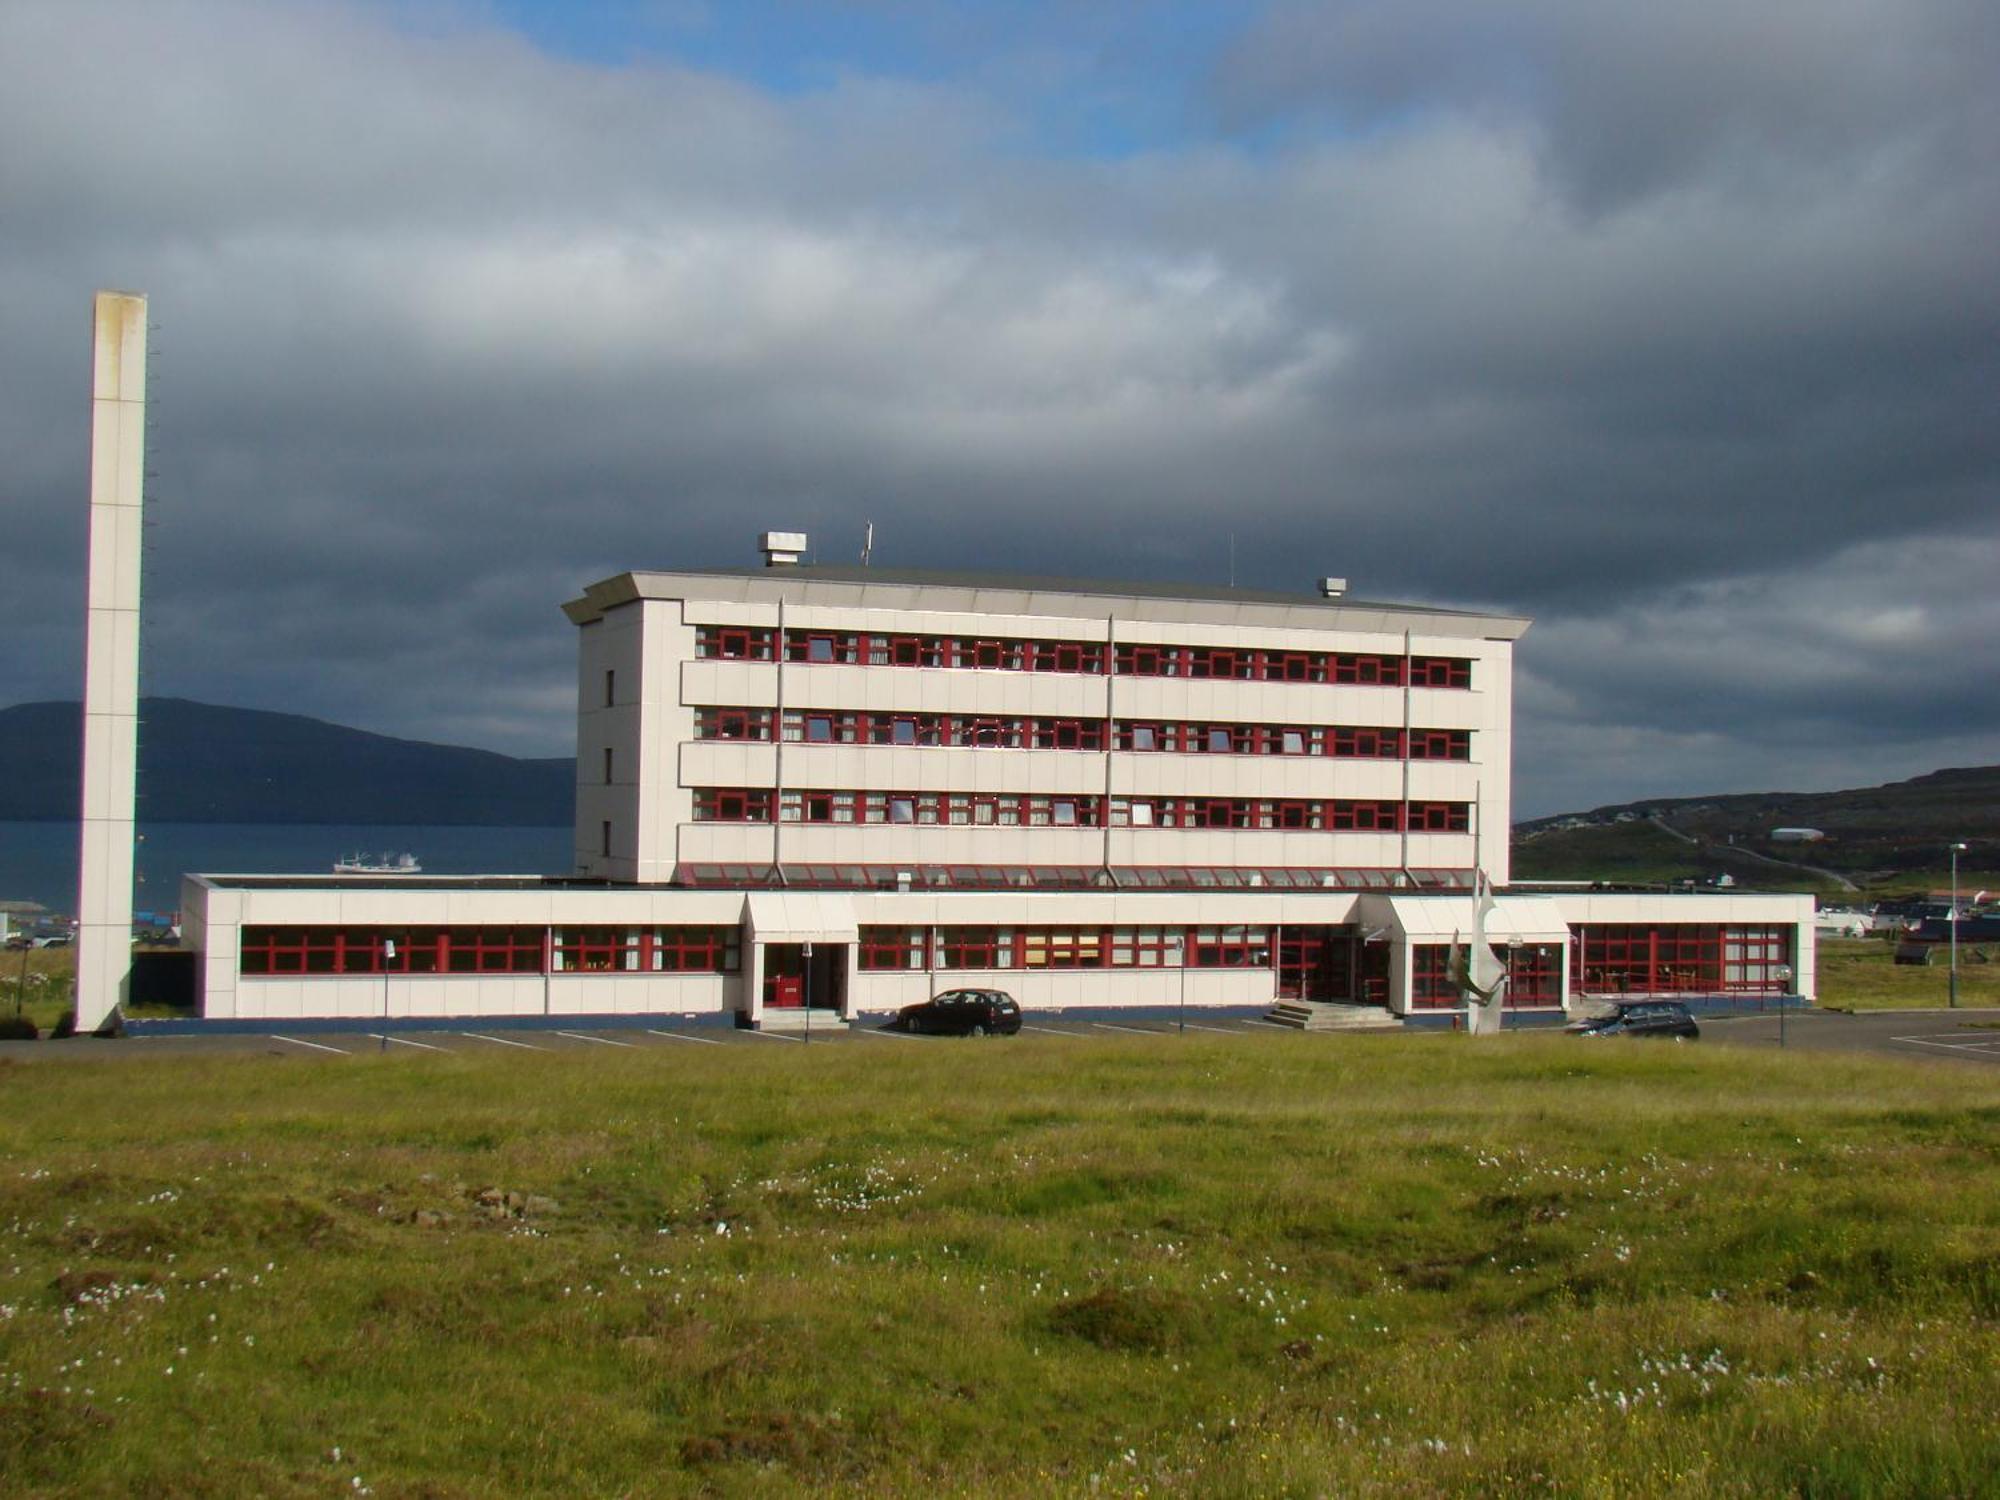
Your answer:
[750,1009,848,1035]
[1265,1000,1400,1032]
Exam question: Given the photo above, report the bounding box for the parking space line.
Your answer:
[1893,1034,2000,1055]
[270,1034,348,1055]
[1244,1019,1290,1029]
[556,1031,637,1048]
[1022,1024,1077,1036]
[854,1027,919,1040]
[1093,1022,1164,1035]
[365,1033,449,1052]
[1179,1022,1239,1034]
[646,1029,725,1046]
[462,1032,546,1050]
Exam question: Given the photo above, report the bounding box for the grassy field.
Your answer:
[1816,937,2000,1011]
[0,1034,1994,1496]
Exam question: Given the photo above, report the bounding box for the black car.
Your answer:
[1568,1000,1699,1040]
[896,989,1022,1036]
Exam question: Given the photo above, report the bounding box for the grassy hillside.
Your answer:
[0,1036,1994,1496]
[1515,764,1999,895]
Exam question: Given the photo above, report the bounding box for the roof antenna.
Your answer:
[861,520,874,566]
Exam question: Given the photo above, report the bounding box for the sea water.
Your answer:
[0,822,575,921]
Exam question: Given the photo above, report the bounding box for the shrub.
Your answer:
[0,1015,37,1041]
[50,1010,76,1040]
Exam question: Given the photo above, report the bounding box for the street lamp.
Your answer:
[1948,842,1967,1009]
[1171,935,1187,1033]
[380,937,396,1053]
[1773,963,1793,1049]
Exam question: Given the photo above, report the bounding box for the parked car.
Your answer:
[1567,1000,1700,1040]
[896,989,1022,1036]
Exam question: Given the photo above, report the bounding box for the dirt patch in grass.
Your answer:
[679,1409,833,1468]
[1048,1285,1201,1352]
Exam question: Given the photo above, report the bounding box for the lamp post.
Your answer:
[1175,936,1188,1034]
[1773,963,1793,1049]
[802,941,813,1045]
[1948,842,1967,1009]
[380,937,396,1053]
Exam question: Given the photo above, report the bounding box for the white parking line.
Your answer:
[365,1033,449,1052]
[462,1031,546,1050]
[556,1031,637,1048]
[854,1027,919,1040]
[1093,1022,1164,1035]
[746,1029,806,1042]
[646,1029,725,1046]
[1892,1034,2000,1055]
[1022,1024,1077,1036]
[1179,1022,1239,1034]
[269,1034,349,1055]
[1244,1018,1290,1029]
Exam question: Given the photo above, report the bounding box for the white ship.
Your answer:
[333,852,423,874]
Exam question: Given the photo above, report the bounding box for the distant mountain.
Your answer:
[0,699,574,826]
[1515,765,1999,885]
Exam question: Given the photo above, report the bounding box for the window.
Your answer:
[1333,654,1404,686]
[697,626,773,661]
[1109,927,1176,967]
[556,926,639,972]
[1408,729,1470,760]
[1331,800,1402,831]
[698,708,770,741]
[444,927,545,974]
[1332,727,1401,759]
[939,927,1012,969]
[653,926,741,973]
[859,926,928,970]
[1408,801,1470,833]
[604,669,615,707]
[601,819,612,856]
[695,789,773,822]
[1410,655,1472,689]
[1189,926,1272,968]
[1020,929,1105,968]
[603,747,613,785]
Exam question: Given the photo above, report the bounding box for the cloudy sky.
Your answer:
[3,0,1994,819]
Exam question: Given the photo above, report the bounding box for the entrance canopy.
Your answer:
[1373,894,1570,946]
[743,892,860,944]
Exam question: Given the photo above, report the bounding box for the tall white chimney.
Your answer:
[75,291,147,1033]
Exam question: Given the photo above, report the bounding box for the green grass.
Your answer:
[2,948,74,1035]
[0,1035,1994,1496]
[1816,936,2000,1011]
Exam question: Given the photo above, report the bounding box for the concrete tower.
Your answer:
[75,291,147,1033]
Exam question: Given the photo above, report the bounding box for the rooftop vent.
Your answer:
[1319,576,1348,599]
[760,531,808,567]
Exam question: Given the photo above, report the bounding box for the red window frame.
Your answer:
[938,927,1013,969]
[858,926,928,971]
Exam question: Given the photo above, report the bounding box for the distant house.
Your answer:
[1771,828,1826,843]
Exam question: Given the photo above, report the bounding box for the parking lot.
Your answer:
[7,1008,1998,1066]
[0,1012,1301,1063]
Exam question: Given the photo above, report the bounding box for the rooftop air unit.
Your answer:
[761,531,808,567]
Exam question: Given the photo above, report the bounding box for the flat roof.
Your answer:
[564,562,1530,638]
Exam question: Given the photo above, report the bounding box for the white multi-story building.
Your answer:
[178,535,1812,1028]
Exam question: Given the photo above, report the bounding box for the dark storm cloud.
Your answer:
[1,0,1993,817]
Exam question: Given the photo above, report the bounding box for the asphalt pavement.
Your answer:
[3,1008,1998,1066]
